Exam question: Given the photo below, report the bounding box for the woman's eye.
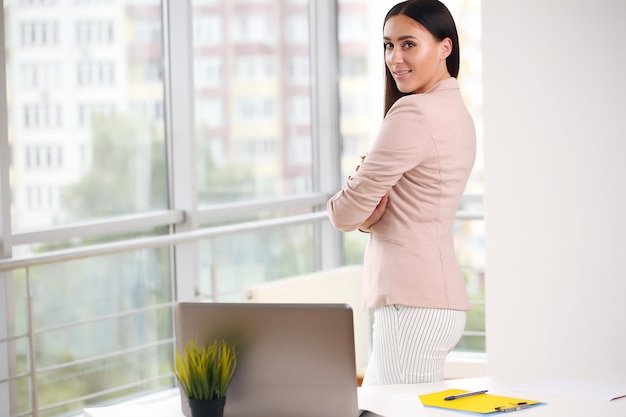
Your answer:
[403,42,415,49]
[384,42,393,50]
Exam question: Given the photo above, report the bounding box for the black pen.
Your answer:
[444,389,489,401]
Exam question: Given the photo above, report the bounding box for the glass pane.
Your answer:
[192,0,313,204]
[14,375,31,416]
[9,248,173,416]
[456,218,486,352]
[198,223,316,300]
[4,0,168,231]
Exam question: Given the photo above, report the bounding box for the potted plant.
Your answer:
[172,338,238,417]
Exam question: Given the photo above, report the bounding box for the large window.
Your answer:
[0,1,484,416]
[3,1,172,415]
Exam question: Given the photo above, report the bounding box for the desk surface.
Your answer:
[363,377,626,416]
[84,377,626,417]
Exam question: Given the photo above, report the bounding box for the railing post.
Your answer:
[25,271,39,416]
[0,272,15,417]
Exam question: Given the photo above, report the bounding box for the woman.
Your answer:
[327,0,476,385]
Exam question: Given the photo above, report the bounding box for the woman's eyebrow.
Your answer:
[383,35,418,41]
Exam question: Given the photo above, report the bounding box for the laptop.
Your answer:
[174,302,360,417]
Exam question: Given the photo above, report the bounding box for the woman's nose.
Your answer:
[390,48,404,63]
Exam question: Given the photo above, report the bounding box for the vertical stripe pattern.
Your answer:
[361,305,466,386]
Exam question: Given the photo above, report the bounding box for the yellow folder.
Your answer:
[419,389,543,414]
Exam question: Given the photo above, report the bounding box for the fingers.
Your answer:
[374,195,388,213]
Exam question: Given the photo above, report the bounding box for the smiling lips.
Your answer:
[393,69,412,78]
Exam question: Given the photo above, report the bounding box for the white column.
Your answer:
[483,0,626,379]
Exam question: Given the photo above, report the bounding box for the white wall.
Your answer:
[483,0,626,380]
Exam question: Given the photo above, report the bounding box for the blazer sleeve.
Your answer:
[327,96,432,231]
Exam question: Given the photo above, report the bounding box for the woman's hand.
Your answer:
[359,192,388,233]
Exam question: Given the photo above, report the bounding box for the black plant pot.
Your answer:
[187,397,227,417]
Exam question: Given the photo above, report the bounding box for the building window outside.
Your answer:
[20,62,61,89]
[75,20,114,45]
[19,20,58,46]
[131,18,162,43]
[76,61,116,86]
[288,95,310,125]
[18,0,58,5]
[338,12,366,42]
[194,56,223,87]
[24,144,64,169]
[23,102,62,128]
[340,55,367,77]
[25,185,60,210]
[231,13,273,44]
[234,97,276,123]
[77,102,116,127]
[193,15,222,46]
[287,55,309,84]
[195,97,223,128]
[284,13,308,44]
[234,55,274,81]
[288,134,311,165]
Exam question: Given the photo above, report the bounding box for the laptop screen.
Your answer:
[174,302,360,417]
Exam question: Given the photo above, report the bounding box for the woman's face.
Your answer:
[383,14,452,94]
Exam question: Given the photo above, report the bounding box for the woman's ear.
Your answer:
[440,37,453,59]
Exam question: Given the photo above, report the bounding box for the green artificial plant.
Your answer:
[172,338,238,400]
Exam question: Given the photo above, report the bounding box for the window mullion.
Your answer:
[310,0,343,269]
[0,0,11,259]
[0,1,17,415]
[164,0,198,301]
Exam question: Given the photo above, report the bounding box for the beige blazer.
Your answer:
[327,78,476,310]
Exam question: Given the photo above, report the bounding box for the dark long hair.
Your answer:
[383,0,460,116]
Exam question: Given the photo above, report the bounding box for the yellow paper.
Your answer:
[419,389,542,414]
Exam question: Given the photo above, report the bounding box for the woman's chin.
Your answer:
[395,82,416,94]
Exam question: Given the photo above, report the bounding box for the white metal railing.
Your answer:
[0,211,330,417]
[1,211,329,272]
[9,193,331,248]
[10,210,186,246]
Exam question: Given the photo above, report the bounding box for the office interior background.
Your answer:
[2,0,624,416]
[1,1,483,415]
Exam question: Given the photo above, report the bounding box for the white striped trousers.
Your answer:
[361,305,466,386]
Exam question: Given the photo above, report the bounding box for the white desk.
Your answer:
[362,377,626,416]
[84,377,626,417]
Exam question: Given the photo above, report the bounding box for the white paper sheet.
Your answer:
[358,386,429,417]
[512,378,626,401]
